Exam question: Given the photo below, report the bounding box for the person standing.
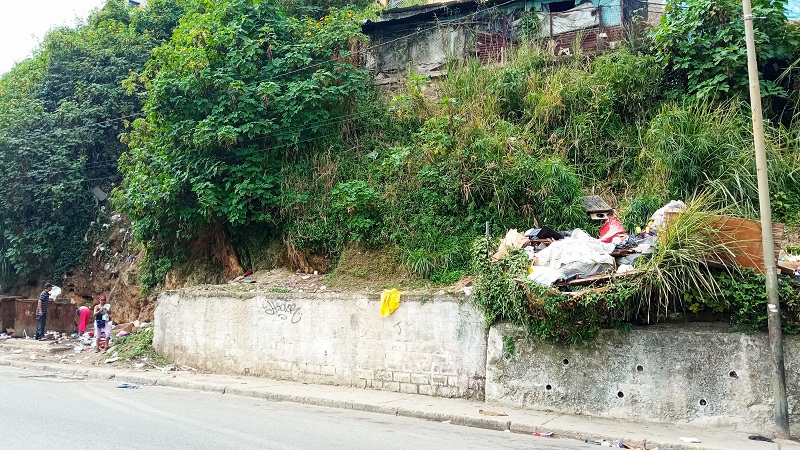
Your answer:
[93,295,111,352]
[35,283,53,340]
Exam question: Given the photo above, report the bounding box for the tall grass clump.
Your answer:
[645,100,800,224]
[638,193,739,320]
[645,100,751,200]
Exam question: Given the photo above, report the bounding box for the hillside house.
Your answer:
[363,0,625,83]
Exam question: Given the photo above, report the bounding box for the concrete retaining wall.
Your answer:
[485,322,799,432]
[154,289,800,432]
[154,291,488,398]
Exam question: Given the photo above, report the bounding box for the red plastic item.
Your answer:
[599,216,626,243]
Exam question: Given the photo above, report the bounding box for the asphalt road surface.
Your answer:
[0,365,589,449]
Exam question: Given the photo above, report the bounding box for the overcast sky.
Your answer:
[0,0,106,75]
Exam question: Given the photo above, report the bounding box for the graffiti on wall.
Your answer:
[260,298,303,323]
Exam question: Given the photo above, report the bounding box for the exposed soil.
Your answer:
[5,215,152,324]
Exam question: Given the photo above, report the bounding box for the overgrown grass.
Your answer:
[113,325,167,364]
[265,43,800,295]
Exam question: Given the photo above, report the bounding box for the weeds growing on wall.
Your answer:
[471,236,639,344]
[710,269,800,335]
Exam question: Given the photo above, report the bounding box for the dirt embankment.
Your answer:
[6,221,468,324]
[7,215,152,324]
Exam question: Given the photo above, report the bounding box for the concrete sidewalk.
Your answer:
[0,355,797,450]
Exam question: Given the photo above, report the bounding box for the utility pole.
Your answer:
[742,0,790,438]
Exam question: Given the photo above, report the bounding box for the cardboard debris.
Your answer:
[112,323,134,335]
[665,212,785,273]
[492,229,528,262]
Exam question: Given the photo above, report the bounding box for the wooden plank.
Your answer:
[581,195,612,213]
[713,216,783,273]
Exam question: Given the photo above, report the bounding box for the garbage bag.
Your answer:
[380,289,406,317]
[616,253,644,266]
[525,226,563,240]
[598,216,626,243]
[561,261,613,278]
[649,200,686,229]
[536,229,615,272]
[527,266,565,286]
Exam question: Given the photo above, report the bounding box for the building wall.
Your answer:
[154,291,488,398]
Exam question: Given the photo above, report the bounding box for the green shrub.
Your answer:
[719,270,800,334]
[330,180,383,245]
[620,194,665,231]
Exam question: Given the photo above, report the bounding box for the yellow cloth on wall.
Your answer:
[380,289,406,317]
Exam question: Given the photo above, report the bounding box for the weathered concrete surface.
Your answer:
[486,322,799,433]
[1,297,77,336]
[2,360,797,450]
[154,291,487,398]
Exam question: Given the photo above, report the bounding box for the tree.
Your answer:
[0,0,183,282]
[115,0,369,282]
[653,0,800,101]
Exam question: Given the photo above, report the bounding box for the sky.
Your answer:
[1,1,799,74]
[0,0,106,75]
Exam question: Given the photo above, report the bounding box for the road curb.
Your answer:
[0,358,784,450]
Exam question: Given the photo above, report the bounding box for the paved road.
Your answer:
[0,365,589,450]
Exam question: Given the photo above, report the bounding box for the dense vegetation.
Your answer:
[0,0,798,338]
[0,0,183,285]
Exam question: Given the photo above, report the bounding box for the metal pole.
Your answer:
[742,0,790,438]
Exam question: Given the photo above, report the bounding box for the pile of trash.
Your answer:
[493,201,687,287]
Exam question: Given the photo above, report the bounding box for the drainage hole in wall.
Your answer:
[563,358,569,365]
[729,370,738,379]
[636,365,644,372]
[545,384,552,391]
[699,399,707,406]
[617,391,624,398]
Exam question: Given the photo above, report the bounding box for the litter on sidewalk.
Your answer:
[478,409,508,416]
[116,383,140,389]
